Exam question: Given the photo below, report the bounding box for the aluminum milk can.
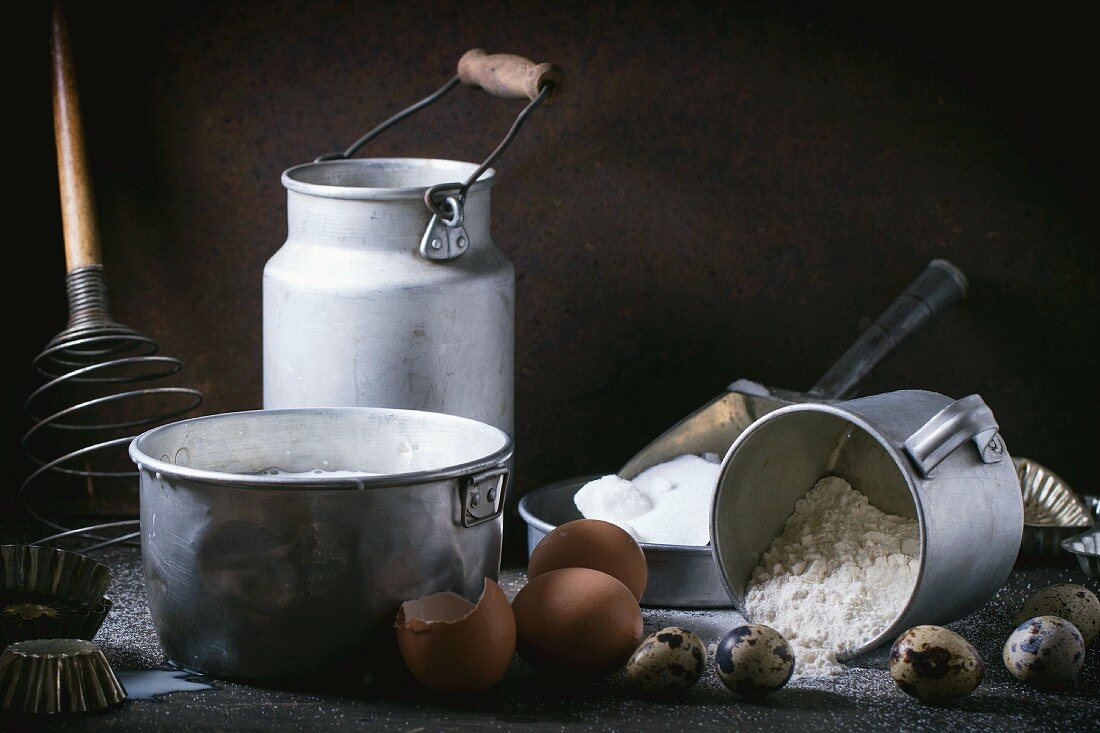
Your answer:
[263,50,564,436]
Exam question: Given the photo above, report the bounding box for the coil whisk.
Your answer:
[21,265,203,550]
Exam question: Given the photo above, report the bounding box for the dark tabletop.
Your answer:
[2,536,1097,732]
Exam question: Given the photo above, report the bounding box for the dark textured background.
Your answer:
[16,1,1098,552]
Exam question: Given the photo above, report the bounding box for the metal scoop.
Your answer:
[620,259,969,479]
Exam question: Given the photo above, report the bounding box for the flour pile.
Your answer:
[574,454,721,545]
[744,475,920,676]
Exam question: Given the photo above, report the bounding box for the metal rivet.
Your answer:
[487,487,497,502]
[457,236,467,249]
[469,489,480,508]
[431,238,442,250]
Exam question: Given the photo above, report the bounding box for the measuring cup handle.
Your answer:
[458,49,564,104]
[809,259,968,400]
[903,394,1006,476]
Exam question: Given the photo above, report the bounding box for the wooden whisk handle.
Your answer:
[51,0,101,271]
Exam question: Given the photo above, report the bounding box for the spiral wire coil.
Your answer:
[21,265,203,550]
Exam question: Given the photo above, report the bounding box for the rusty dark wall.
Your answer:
[18,1,1099,549]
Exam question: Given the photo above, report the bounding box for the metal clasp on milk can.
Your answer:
[316,49,564,262]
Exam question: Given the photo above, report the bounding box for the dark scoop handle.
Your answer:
[809,259,968,400]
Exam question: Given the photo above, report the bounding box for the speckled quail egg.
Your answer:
[888,625,984,703]
[714,624,795,699]
[1014,584,1099,646]
[1003,615,1086,686]
[623,627,706,696]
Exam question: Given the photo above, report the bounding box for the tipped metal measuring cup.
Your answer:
[521,260,969,608]
[711,390,1021,658]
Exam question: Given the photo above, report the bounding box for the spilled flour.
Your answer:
[744,476,920,676]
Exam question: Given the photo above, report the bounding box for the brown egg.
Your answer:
[394,578,515,694]
[512,567,643,678]
[528,519,648,600]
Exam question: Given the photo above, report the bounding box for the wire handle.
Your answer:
[317,50,563,261]
[421,83,550,220]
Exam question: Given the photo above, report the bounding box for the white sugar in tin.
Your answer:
[573,454,721,545]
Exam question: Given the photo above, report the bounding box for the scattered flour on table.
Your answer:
[574,454,721,545]
[744,475,920,676]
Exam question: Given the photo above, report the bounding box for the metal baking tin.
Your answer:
[0,546,112,645]
[517,475,731,608]
[0,638,126,714]
[0,546,111,607]
[1063,526,1100,579]
[1015,458,1096,560]
[2,597,112,647]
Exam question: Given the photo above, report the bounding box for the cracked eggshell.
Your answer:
[1014,584,1099,646]
[889,626,984,703]
[513,567,643,678]
[527,519,648,601]
[1003,615,1085,686]
[714,624,794,699]
[624,626,707,696]
[395,578,515,694]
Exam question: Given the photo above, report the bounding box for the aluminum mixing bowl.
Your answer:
[129,407,512,679]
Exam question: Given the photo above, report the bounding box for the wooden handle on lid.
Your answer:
[51,0,102,271]
[457,49,564,104]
